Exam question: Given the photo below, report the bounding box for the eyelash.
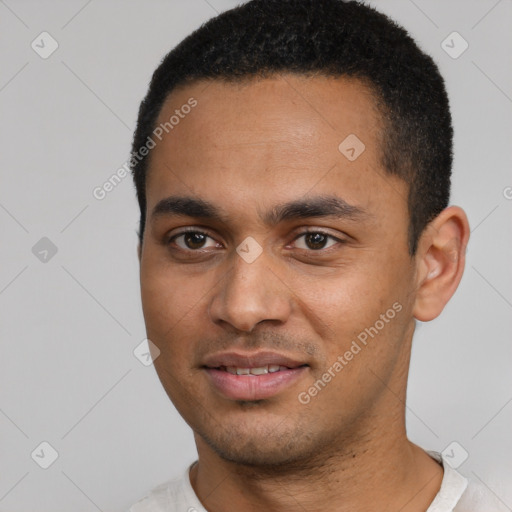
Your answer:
[166,228,345,253]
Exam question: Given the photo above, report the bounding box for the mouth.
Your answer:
[207,364,308,375]
[201,352,309,401]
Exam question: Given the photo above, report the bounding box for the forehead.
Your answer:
[146,74,405,221]
[154,74,382,155]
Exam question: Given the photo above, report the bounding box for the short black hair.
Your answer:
[131,0,452,254]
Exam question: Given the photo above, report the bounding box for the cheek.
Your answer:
[300,291,409,419]
[289,262,386,329]
[140,260,207,408]
[140,256,208,352]
[292,253,409,360]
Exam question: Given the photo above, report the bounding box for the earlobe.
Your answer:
[412,206,470,322]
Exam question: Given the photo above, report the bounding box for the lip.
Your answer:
[202,350,306,369]
[202,351,309,401]
[204,367,308,401]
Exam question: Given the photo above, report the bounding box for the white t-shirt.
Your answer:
[128,452,505,512]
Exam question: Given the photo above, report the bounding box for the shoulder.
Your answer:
[127,464,203,512]
[127,477,180,512]
[455,478,510,512]
[426,451,508,512]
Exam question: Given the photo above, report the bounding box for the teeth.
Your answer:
[250,366,268,375]
[223,365,289,375]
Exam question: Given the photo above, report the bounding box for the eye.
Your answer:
[293,231,341,251]
[170,230,219,251]
[167,229,343,254]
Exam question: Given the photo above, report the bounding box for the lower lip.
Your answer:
[204,367,308,401]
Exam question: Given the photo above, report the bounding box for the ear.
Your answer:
[137,242,142,263]
[412,206,470,322]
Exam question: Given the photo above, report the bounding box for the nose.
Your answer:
[208,247,292,332]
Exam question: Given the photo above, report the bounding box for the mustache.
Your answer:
[195,331,318,359]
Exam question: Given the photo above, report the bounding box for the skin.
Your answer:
[138,74,470,512]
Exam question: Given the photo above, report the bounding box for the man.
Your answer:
[127,1,501,510]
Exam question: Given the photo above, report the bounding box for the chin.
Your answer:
[195,416,325,469]
[208,440,312,468]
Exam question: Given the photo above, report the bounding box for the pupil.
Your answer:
[185,232,206,249]
[306,233,327,250]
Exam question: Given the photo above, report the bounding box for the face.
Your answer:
[139,75,419,467]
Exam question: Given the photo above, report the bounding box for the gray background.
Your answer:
[1,0,511,510]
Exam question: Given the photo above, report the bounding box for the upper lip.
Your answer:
[202,351,308,369]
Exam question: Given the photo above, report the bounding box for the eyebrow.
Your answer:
[150,194,368,226]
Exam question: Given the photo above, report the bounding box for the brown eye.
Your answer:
[171,231,218,251]
[183,232,207,249]
[294,232,339,251]
[305,233,328,250]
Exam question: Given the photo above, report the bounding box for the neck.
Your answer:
[190,409,443,512]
